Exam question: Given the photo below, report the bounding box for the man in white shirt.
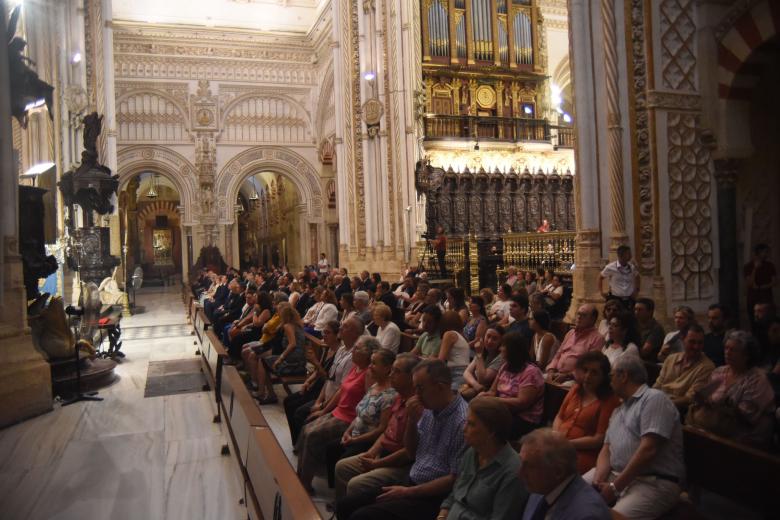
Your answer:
[599,245,640,311]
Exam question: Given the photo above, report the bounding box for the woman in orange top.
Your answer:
[552,351,620,473]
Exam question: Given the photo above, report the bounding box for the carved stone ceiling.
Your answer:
[112,0,329,33]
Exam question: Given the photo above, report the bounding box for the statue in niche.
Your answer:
[200,186,214,216]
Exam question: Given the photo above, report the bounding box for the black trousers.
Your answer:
[227,328,262,359]
[283,382,323,445]
[436,249,447,277]
[348,494,448,520]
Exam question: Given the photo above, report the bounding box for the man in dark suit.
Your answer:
[204,275,229,322]
[334,273,352,301]
[521,428,610,520]
[212,279,245,333]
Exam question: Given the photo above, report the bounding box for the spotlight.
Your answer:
[24,98,47,111]
[363,71,376,81]
[563,113,572,123]
[71,52,82,64]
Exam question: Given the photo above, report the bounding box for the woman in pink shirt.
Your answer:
[296,338,375,493]
[479,331,544,439]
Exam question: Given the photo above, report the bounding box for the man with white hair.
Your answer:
[354,290,372,325]
[521,429,610,520]
[584,356,684,520]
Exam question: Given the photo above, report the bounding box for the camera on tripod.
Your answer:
[421,232,435,241]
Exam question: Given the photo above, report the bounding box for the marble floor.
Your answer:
[0,287,245,520]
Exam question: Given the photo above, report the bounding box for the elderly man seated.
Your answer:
[348,359,468,520]
[583,356,684,520]
[653,323,714,412]
[521,429,610,520]
[545,304,603,385]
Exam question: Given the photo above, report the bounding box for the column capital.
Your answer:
[713,158,740,188]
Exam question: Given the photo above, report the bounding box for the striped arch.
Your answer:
[137,200,181,222]
[718,0,780,99]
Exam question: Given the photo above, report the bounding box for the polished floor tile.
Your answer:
[0,287,246,520]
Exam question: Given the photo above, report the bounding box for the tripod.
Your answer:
[61,340,103,406]
[62,279,103,406]
[417,238,437,275]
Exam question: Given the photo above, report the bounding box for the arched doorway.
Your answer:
[235,172,304,271]
[716,4,780,322]
[119,172,183,286]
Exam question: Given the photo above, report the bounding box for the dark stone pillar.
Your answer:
[713,159,740,320]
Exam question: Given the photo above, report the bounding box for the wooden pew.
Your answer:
[202,329,228,417]
[219,365,268,465]
[246,427,322,520]
[682,426,780,517]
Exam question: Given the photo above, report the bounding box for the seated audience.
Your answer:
[480,331,544,439]
[445,287,469,324]
[203,274,229,321]
[340,292,357,326]
[335,354,420,517]
[411,305,442,359]
[490,284,513,322]
[290,317,363,444]
[687,330,776,447]
[540,274,565,309]
[653,323,714,412]
[296,337,378,493]
[354,291,372,325]
[597,299,622,340]
[437,398,529,520]
[553,352,620,474]
[505,266,522,292]
[530,310,559,370]
[521,429,611,520]
[327,349,398,481]
[306,289,340,337]
[377,281,405,327]
[288,280,302,310]
[546,304,602,384]
[479,288,495,315]
[634,297,665,361]
[601,310,641,366]
[703,303,729,367]
[296,283,316,317]
[254,305,308,404]
[524,271,538,295]
[374,302,401,353]
[223,286,259,359]
[462,296,487,348]
[657,305,695,362]
[436,310,471,389]
[529,292,546,315]
[460,324,505,400]
[212,279,245,332]
[283,320,341,444]
[227,289,272,359]
[507,294,534,344]
[583,356,684,520]
[404,285,430,326]
[348,360,468,520]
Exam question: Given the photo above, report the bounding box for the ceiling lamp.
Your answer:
[146,174,158,199]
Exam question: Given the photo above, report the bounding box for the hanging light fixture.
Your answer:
[146,173,158,199]
[249,175,259,201]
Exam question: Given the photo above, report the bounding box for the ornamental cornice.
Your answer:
[116,56,316,84]
[112,21,314,51]
[114,41,313,63]
[646,90,701,111]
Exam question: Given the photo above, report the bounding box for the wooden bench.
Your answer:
[246,427,322,519]
[682,425,780,517]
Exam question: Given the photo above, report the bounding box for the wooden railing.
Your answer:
[424,114,551,143]
[552,125,575,148]
[503,231,576,274]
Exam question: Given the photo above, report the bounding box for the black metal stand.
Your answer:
[61,342,103,406]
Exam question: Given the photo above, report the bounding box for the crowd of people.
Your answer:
[190,243,779,520]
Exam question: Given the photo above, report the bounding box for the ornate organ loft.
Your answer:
[416,0,576,290]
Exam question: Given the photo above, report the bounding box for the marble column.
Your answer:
[0,4,53,427]
[714,158,739,322]
[601,0,628,254]
[566,0,604,319]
